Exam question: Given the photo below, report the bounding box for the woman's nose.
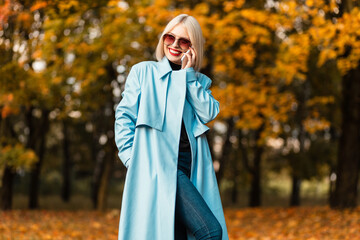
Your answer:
[170,39,180,48]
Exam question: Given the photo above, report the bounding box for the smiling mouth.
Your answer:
[169,48,182,56]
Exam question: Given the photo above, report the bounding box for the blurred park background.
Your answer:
[1,0,360,216]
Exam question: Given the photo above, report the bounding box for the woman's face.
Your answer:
[163,24,191,65]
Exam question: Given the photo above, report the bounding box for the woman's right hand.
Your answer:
[181,47,196,69]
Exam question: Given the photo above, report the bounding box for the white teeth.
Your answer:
[169,49,180,54]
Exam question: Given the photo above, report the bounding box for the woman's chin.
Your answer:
[168,56,181,65]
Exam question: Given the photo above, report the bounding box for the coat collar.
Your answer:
[157,57,173,79]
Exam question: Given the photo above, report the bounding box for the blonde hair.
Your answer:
[155,14,205,71]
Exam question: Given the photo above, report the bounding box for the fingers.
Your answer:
[181,53,188,69]
[182,47,196,69]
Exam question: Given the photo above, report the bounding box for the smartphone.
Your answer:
[181,49,191,62]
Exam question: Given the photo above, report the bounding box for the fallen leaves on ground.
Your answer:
[0,206,359,239]
[225,206,360,240]
[0,210,119,240]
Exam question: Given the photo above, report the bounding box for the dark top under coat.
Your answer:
[168,59,191,153]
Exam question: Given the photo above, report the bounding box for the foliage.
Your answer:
[210,0,359,143]
[1,0,359,208]
[0,141,38,186]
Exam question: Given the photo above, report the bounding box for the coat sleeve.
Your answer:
[114,66,141,168]
[185,68,220,124]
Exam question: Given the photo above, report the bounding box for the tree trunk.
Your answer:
[290,79,310,206]
[28,110,49,209]
[238,128,264,207]
[96,97,118,210]
[249,143,263,207]
[0,166,14,210]
[61,120,71,202]
[331,64,360,209]
[329,169,336,206]
[290,177,301,206]
[231,149,239,204]
[0,116,15,210]
[338,0,354,16]
[91,146,104,209]
[245,0,266,9]
[202,44,214,80]
[97,153,114,211]
[91,101,117,210]
[28,160,41,208]
[216,118,234,183]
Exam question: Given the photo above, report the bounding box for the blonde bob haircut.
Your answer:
[155,14,205,72]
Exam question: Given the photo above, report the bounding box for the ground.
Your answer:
[0,206,359,239]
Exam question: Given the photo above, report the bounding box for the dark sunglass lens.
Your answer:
[179,39,191,49]
[164,34,175,45]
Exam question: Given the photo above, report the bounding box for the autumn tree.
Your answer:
[0,0,46,209]
[39,0,159,210]
[330,0,360,208]
[265,0,360,208]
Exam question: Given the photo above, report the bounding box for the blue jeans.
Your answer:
[175,152,222,240]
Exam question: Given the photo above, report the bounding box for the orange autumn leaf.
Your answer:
[1,105,19,118]
[30,1,48,12]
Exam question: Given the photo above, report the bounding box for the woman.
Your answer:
[115,14,229,240]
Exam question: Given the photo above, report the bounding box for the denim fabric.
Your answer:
[178,151,192,177]
[175,152,222,240]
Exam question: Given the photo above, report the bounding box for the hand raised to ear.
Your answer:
[182,47,196,69]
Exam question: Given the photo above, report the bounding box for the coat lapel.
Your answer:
[135,57,171,131]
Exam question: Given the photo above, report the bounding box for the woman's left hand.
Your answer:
[181,47,196,69]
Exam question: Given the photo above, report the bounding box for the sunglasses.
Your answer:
[163,33,191,50]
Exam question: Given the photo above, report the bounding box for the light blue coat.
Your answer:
[114,57,229,240]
